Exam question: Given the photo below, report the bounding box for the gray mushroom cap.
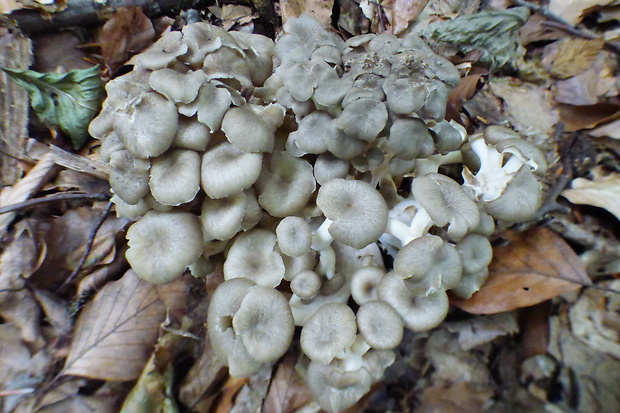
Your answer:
[350,266,385,305]
[357,300,403,350]
[201,142,263,199]
[313,153,350,185]
[276,216,312,257]
[495,138,548,176]
[387,118,434,160]
[172,116,211,151]
[200,192,247,241]
[301,302,357,364]
[126,211,203,284]
[337,98,388,142]
[316,179,388,249]
[224,229,285,287]
[109,150,150,205]
[484,166,542,222]
[290,270,322,299]
[149,69,206,104]
[456,233,493,275]
[149,149,201,206]
[306,360,372,413]
[232,286,295,362]
[132,31,188,70]
[221,104,284,153]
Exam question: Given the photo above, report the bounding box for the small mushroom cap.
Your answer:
[430,120,466,153]
[200,192,247,241]
[484,166,541,223]
[111,194,149,219]
[126,211,203,284]
[313,153,350,185]
[221,104,283,153]
[149,69,206,104]
[109,150,150,205]
[394,235,462,292]
[456,233,493,274]
[316,179,388,249]
[112,92,178,159]
[203,46,253,89]
[336,98,388,142]
[228,31,275,86]
[387,118,434,160]
[201,142,263,199]
[232,286,295,363]
[357,300,404,350]
[283,251,317,282]
[172,116,210,151]
[377,273,449,332]
[286,111,332,156]
[256,151,316,218]
[412,174,480,240]
[149,149,201,206]
[224,229,285,287]
[290,270,322,299]
[483,125,521,144]
[301,302,357,364]
[276,216,312,257]
[186,83,231,132]
[495,138,548,176]
[350,266,385,305]
[132,31,188,70]
[382,75,426,115]
[306,360,372,413]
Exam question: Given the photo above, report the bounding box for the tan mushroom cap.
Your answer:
[300,302,357,364]
[290,270,322,299]
[126,211,203,284]
[201,142,263,199]
[224,229,285,287]
[200,192,247,241]
[149,149,201,206]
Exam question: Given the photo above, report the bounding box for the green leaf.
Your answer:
[422,7,530,69]
[3,65,105,149]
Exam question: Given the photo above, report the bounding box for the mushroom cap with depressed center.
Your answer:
[221,104,283,153]
[377,273,449,332]
[232,286,295,363]
[201,142,262,199]
[149,149,201,206]
[109,150,150,205]
[316,179,388,249]
[290,270,322,299]
[126,211,203,284]
[456,233,493,275]
[484,166,541,223]
[276,216,312,257]
[387,118,434,160]
[394,235,462,293]
[357,300,404,350]
[382,75,426,115]
[412,174,479,240]
[301,302,357,364]
[350,266,385,305]
[200,192,247,241]
[256,151,316,218]
[313,153,349,185]
[336,98,388,142]
[149,69,206,104]
[132,31,188,70]
[112,92,178,159]
[224,229,285,287]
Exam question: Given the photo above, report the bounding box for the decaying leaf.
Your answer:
[263,353,314,413]
[422,7,530,69]
[451,227,590,314]
[549,0,616,25]
[557,102,620,131]
[99,6,156,73]
[3,66,105,149]
[62,270,187,381]
[382,0,429,35]
[542,38,605,79]
[215,377,249,413]
[561,166,620,221]
[445,313,519,351]
[555,52,618,105]
[281,0,334,26]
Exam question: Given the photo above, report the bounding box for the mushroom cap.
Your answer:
[200,192,247,241]
[126,211,203,284]
[112,92,178,159]
[495,137,548,176]
[256,151,316,218]
[201,142,263,199]
[276,216,312,257]
[228,31,275,86]
[377,273,449,332]
[132,31,188,70]
[382,75,427,115]
[483,125,521,144]
[300,302,357,364]
[306,360,372,413]
[456,233,493,275]
[186,83,231,132]
[393,235,462,292]
[224,229,285,287]
[286,111,333,156]
[336,98,388,142]
[149,69,206,104]
[350,266,385,305]
[357,300,404,350]
[172,116,211,151]
[181,22,241,66]
[203,46,253,90]
[221,104,282,153]
[484,166,541,223]
[283,251,317,282]
[290,270,322,299]
[109,150,150,205]
[387,118,434,160]
[111,194,149,219]
[430,120,466,153]
[313,153,350,185]
[412,174,480,240]
[316,179,388,249]
[232,286,295,363]
[149,149,201,206]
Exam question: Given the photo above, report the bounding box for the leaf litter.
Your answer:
[1,0,620,412]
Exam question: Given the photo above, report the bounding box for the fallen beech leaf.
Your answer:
[557,102,620,131]
[383,0,429,35]
[263,353,314,413]
[451,227,589,314]
[215,376,249,413]
[542,38,605,79]
[448,72,484,113]
[62,270,187,381]
[561,166,620,221]
[281,0,334,26]
[99,6,155,73]
[549,0,616,25]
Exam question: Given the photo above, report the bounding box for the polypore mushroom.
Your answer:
[126,211,203,284]
[315,179,388,249]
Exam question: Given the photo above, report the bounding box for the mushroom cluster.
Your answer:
[90,15,547,412]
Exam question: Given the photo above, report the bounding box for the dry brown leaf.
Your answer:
[61,270,187,381]
[448,72,484,114]
[32,32,92,72]
[263,353,314,413]
[549,0,616,25]
[99,6,155,73]
[542,38,605,79]
[26,138,112,179]
[451,227,589,314]
[215,376,250,413]
[561,166,620,221]
[557,102,620,131]
[382,0,429,35]
[555,52,618,105]
[519,302,551,360]
[221,5,255,31]
[280,0,334,26]
[418,381,495,413]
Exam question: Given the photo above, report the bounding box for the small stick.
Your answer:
[0,192,109,215]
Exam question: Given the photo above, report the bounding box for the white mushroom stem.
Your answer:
[312,217,334,250]
[316,246,336,279]
[380,199,434,249]
[414,150,463,176]
[335,335,372,372]
[463,134,525,202]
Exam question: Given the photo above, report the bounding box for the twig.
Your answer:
[56,200,114,294]
[0,192,109,215]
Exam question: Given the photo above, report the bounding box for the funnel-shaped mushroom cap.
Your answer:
[301,302,357,364]
[109,150,150,205]
[126,211,203,284]
[290,270,322,299]
[484,166,541,223]
[316,179,388,249]
[181,22,240,66]
[113,92,178,159]
[224,229,285,287]
[149,149,201,206]
[232,286,295,362]
[276,216,312,257]
[394,235,462,292]
[200,192,247,241]
[378,273,449,332]
[201,142,262,199]
[350,266,385,305]
[222,104,284,153]
[306,360,372,413]
[357,300,404,350]
[337,98,388,142]
[132,31,188,70]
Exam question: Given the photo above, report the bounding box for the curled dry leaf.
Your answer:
[557,102,620,132]
[561,166,620,221]
[549,0,616,25]
[451,227,589,314]
[62,270,187,381]
[263,352,314,413]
